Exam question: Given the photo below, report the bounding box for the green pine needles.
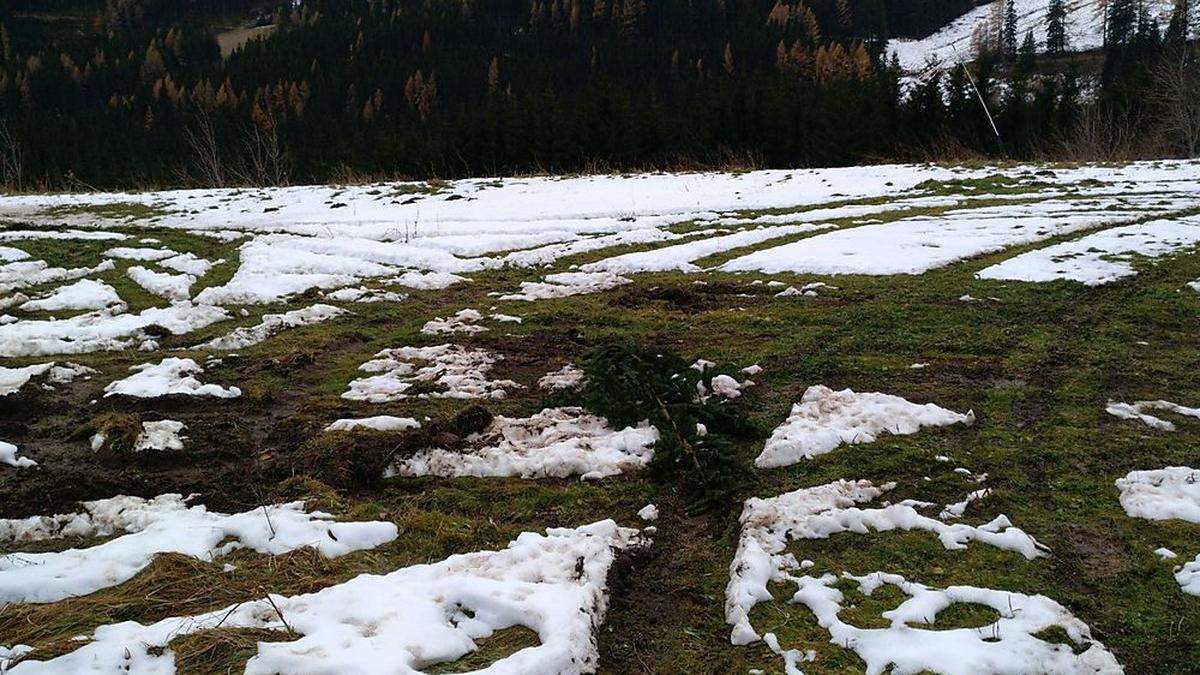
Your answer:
[581,341,754,515]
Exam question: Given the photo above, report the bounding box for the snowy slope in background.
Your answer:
[888,0,1183,73]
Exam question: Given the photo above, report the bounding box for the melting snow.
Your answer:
[0,440,37,468]
[133,420,187,451]
[342,344,521,402]
[499,272,630,302]
[421,308,489,335]
[195,304,347,350]
[324,416,422,433]
[786,571,1122,674]
[1116,467,1200,523]
[1106,400,1200,431]
[19,279,124,312]
[725,480,1047,646]
[0,495,397,606]
[389,407,658,480]
[978,217,1200,285]
[756,385,975,469]
[125,266,194,301]
[7,519,645,675]
[538,364,585,391]
[103,357,241,399]
[0,302,228,357]
[0,259,115,295]
[580,225,826,274]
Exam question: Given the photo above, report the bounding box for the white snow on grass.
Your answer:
[1176,556,1200,596]
[0,362,97,395]
[389,407,658,481]
[18,279,124,313]
[421,308,489,335]
[0,245,30,262]
[159,252,217,276]
[1116,467,1200,523]
[940,487,993,520]
[785,571,1123,674]
[193,234,487,305]
[104,246,179,262]
[0,229,126,242]
[125,265,194,301]
[0,302,228,357]
[323,285,408,303]
[501,228,681,267]
[637,504,659,521]
[342,344,521,402]
[755,385,975,469]
[725,479,1047,647]
[8,519,645,675]
[103,357,241,399]
[978,216,1200,286]
[325,416,422,433]
[0,440,37,468]
[0,495,398,606]
[0,494,182,543]
[1106,400,1200,431]
[133,420,186,451]
[580,225,827,274]
[719,203,1138,276]
[499,271,630,302]
[538,364,585,391]
[384,270,469,290]
[195,304,347,350]
[0,259,115,295]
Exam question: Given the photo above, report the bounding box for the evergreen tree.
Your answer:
[1046,0,1069,53]
[1002,0,1018,56]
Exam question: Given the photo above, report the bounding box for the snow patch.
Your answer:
[325,416,422,433]
[195,304,347,350]
[103,357,241,399]
[756,385,975,469]
[390,407,658,480]
[343,344,521,402]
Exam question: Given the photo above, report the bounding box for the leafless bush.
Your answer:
[1150,44,1200,158]
[233,114,290,187]
[185,106,225,187]
[0,119,23,190]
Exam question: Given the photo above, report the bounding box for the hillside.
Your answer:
[1,160,1200,672]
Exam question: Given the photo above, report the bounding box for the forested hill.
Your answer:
[0,0,1195,189]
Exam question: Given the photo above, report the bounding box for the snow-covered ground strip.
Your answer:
[323,285,408,303]
[125,265,194,301]
[1107,399,1200,431]
[580,225,828,274]
[158,252,217,277]
[104,246,180,262]
[0,440,37,468]
[787,571,1123,674]
[538,364,585,391]
[1177,556,1200,596]
[0,259,115,295]
[725,479,1048,647]
[133,420,186,451]
[8,520,646,675]
[0,494,182,543]
[195,304,347,350]
[887,0,1183,73]
[978,216,1200,285]
[0,495,398,606]
[940,488,993,519]
[0,302,228,357]
[421,308,490,335]
[0,362,96,395]
[342,344,521,402]
[19,279,124,313]
[389,407,659,481]
[103,357,241,399]
[500,228,681,267]
[325,416,422,433]
[755,385,975,469]
[499,271,631,302]
[1116,467,1200,523]
[0,229,126,241]
[0,245,30,262]
[719,201,1144,276]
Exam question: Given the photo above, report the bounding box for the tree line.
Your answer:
[0,0,1196,190]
